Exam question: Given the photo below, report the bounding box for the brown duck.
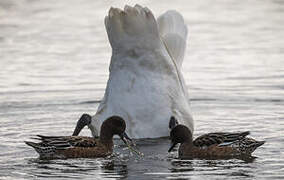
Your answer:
[168,117,265,159]
[25,115,132,159]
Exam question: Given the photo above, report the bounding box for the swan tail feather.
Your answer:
[105,4,161,53]
[157,10,188,68]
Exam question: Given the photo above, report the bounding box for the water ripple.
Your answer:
[0,0,283,179]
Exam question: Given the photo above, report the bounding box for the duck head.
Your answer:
[100,116,132,145]
[168,124,193,152]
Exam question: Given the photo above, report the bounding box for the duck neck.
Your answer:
[99,129,114,145]
[179,141,194,158]
[182,137,193,147]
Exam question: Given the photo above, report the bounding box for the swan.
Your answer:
[87,4,193,138]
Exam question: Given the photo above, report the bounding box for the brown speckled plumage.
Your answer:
[169,125,265,159]
[25,116,130,159]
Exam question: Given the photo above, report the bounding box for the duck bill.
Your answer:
[168,142,178,152]
[119,132,132,145]
[119,132,144,157]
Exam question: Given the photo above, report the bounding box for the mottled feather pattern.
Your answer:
[25,141,57,155]
[25,116,128,159]
[169,124,264,159]
[234,137,265,154]
[25,136,101,159]
[193,131,250,147]
[36,135,97,149]
[186,131,264,157]
[26,135,113,159]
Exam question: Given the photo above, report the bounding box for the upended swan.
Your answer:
[86,4,193,138]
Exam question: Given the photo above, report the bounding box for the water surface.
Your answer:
[1,0,284,179]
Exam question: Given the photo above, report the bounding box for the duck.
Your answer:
[168,117,265,159]
[87,4,194,138]
[25,116,132,159]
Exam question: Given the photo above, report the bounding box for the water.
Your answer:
[1,0,284,179]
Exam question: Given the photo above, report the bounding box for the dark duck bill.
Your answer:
[168,142,178,152]
[119,132,144,157]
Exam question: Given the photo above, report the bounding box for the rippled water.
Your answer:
[1,0,284,179]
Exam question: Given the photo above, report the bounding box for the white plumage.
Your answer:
[89,4,193,138]
[157,10,188,68]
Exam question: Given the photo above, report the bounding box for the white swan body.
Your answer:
[89,5,193,138]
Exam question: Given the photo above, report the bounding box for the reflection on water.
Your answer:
[0,0,284,179]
